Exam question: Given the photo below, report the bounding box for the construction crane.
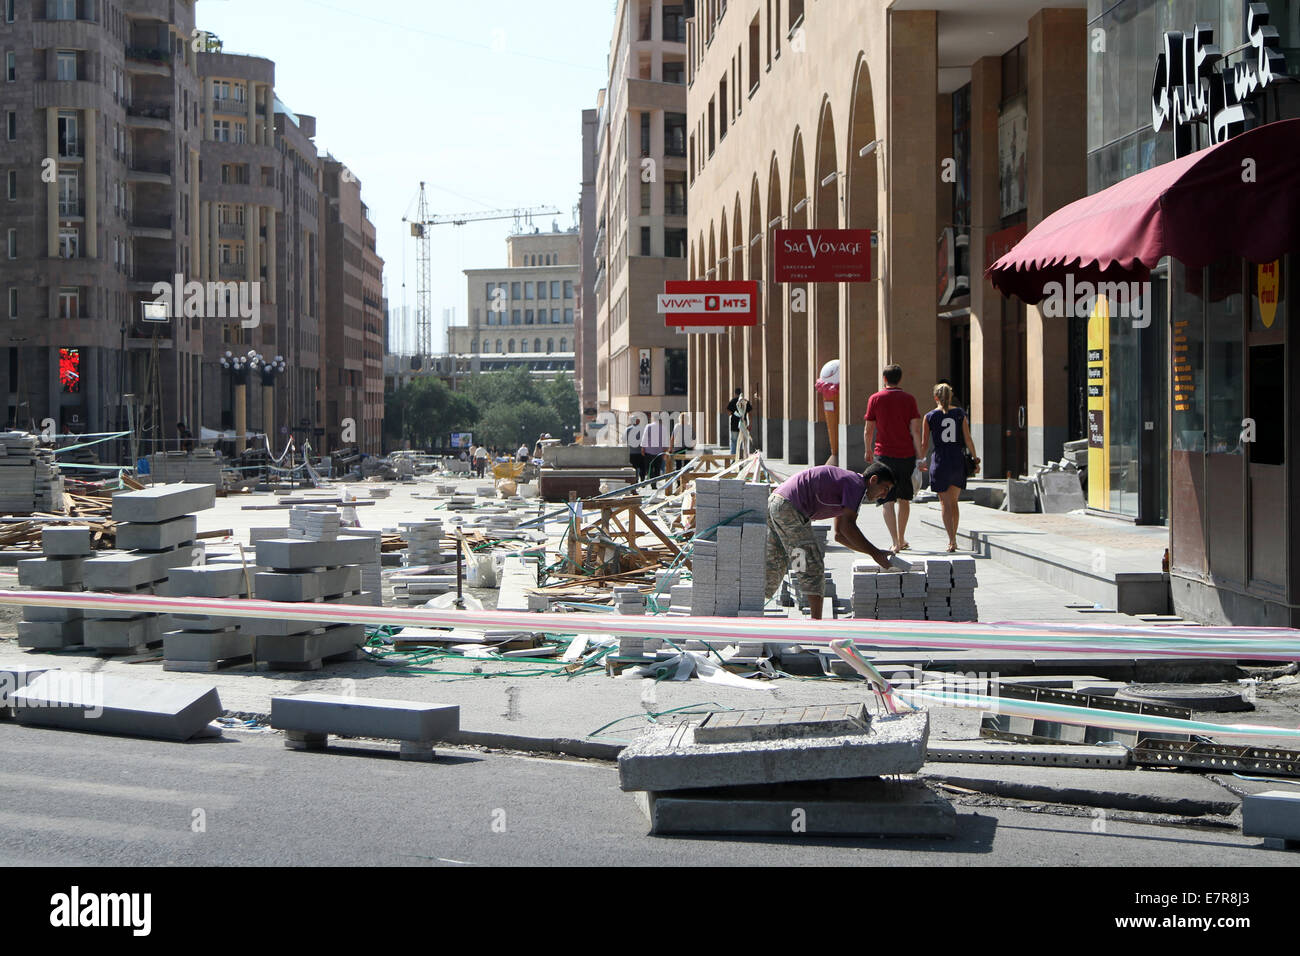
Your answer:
[401,183,560,369]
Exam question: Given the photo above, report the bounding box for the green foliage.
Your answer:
[383,377,477,450]
[477,401,561,450]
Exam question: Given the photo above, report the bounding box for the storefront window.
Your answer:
[1205,258,1244,454]
[1108,295,1143,516]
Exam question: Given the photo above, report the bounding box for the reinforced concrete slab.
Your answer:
[618,711,929,793]
[13,671,222,741]
[112,483,216,523]
[271,693,460,743]
[635,778,957,837]
[694,703,870,744]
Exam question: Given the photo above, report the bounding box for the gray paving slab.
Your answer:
[163,630,253,663]
[13,671,221,741]
[40,526,91,557]
[17,619,82,648]
[1241,790,1300,843]
[635,778,957,837]
[17,557,84,588]
[82,552,165,590]
[111,483,216,523]
[618,711,929,792]
[255,536,374,569]
[271,693,460,743]
[115,515,197,552]
[255,566,361,602]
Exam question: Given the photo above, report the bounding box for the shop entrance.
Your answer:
[1002,296,1028,477]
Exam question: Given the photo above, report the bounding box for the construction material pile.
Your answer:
[0,432,64,513]
[147,449,225,486]
[852,556,979,621]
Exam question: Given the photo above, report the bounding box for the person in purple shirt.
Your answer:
[765,461,895,619]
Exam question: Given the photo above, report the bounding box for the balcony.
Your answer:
[124,47,171,76]
[211,98,248,116]
[125,102,172,129]
[128,212,173,239]
[126,159,171,185]
[218,262,246,280]
[218,222,245,239]
[57,138,84,160]
[57,199,85,218]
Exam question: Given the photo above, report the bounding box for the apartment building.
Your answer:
[588,0,691,424]
[321,157,383,456]
[684,0,1086,474]
[575,105,599,418]
[0,0,203,453]
[450,228,580,375]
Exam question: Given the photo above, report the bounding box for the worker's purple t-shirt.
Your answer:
[775,466,867,521]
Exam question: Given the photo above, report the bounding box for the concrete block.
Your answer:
[1037,471,1085,513]
[17,557,84,588]
[14,671,221,741]
[636,778,956,837]
[271,693,460,743]
[111,482,216,523]
[255,566,362,602]
[618,711,928,792]
[41,526,92,557]
[1242,791,1300,845]
[83,552,165,590]
[255,623,366,664]
[82,615,163,649]
[163,629,253,662]
[17,619,83,648]
[115,515,197,552]
[159,563,250,598]
[1005,478,1037,513]
[255,536,375,569]
[22,605,83,622]
[695,703,870,743]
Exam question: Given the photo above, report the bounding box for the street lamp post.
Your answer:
[219,351,251,455]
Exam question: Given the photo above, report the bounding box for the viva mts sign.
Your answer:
[658,281,758,327]
[1152,2,1285,157]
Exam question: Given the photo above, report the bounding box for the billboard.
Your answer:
[658,281,758,327]
[451,432,473,448]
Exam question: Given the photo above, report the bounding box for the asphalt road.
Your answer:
[0,721,1291,867]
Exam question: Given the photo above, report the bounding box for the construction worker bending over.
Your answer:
[765,462,896,619]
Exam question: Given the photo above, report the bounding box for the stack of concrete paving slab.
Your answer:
[400,519,445,567]
[147,450,224,485]
[81,483,215,655]
[613,587,646,615]
[341,528,383,606]
[250,535,372,670]
[618,705,953,837]
[690,538,717,616]
[0,432,64,513]
[853,557,979,621]
[16,526,92,649]
[691,478,770,617]
[288,505,340,540]
[159,563,253,671]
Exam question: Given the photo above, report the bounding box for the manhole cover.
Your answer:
[1115,683,1252,712]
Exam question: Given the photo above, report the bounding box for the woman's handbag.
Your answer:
[964,448,981,477]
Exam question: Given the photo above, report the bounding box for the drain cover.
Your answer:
[1115,683,1252,712]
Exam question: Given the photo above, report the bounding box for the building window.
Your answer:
[511,281,521,299]
[525,309,534,325]
[719,78,728,138]
[525,281,535,299]
[214,120,231,142]
[664,59,685,84]
[533,338,541,353]
[550,280,560,298]
[4,0,13,23]
[233,121,247,144]
[666,112,687,157]
[508,340,515,353]
[6,111,15,140]
[5,52,14,82]
[511,309,521,325]
[546,338,554,354]
[5,170,14,200]
[56,50,76,81]
[7,288,16,319]
[57,111,79,156]
[640,112,651,157]
[5,227,14,258]
[58,229,77,258]
[665,228,687,258]
[554,308,564,324]
[641,226,652,256]
[560,337,567,352]
[496,339,503,353]
[665,348,688,395]
[57,171,77,215]
[666,172,686,215]
[51,0,75,19]
[57,287,79,319]
[664,4,685,42]
[564,308,574,323]
[537,280,547,300]
[641,179,652,214]
[564,281,574,299]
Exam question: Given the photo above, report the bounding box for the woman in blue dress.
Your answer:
[919,383,980,553]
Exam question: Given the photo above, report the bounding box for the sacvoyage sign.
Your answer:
[1152,2,1286,158]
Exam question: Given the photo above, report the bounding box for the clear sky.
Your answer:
[196,0,614,353]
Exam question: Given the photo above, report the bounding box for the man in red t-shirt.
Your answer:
[863,364,923,554]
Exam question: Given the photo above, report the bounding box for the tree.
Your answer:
[477,401,561,451]
[542,374,580,439]
[383,378,477,451]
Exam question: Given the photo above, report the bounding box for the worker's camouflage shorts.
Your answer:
[766,492,824,599]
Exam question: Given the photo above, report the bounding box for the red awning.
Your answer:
[988,118,1300,304]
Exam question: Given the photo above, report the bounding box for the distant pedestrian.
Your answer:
[473,443,488,477]
[919,382,981,553]
[625,419,647,482]
[517,442,530,462]
[864,364,923,554]
[726,389,748,456]
[642,414,667,483]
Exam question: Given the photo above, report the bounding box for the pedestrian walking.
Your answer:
[863,364,923,554]
[919,383,980,553]
[765,462,896,619]
[642,414,668,483]
[726,389,748,456]
[473,443,489,478]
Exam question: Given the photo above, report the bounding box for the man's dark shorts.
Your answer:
[876,455,915,503]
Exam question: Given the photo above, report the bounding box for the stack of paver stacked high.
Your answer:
[147,450,224,486]
[16,526,92,649]
[288,505,339,540]
[714,526,741,617]
[341,528,383,606]
[251,534,373,670]
[667,582,694,615]
[690,538,717,616]
[899,571,927,620]
[400,520,445,567]
[613,587,646,615]
[924,559,953,621]
[851,562,878,619]
[81,483,215,655]
[949,556,979,621]
[0,432,64,513]
[159,564,253,671]
[873,569,902,619]
[693,477,721,535]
